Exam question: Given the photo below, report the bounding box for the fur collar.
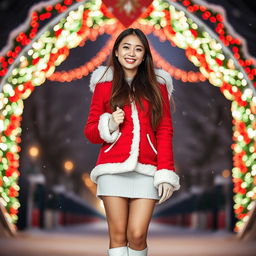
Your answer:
[89,66,174,99]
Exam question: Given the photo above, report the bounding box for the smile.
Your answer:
[125,58,136,63]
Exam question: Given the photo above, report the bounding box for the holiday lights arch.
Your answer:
[0,0,255,233]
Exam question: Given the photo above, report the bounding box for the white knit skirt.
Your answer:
[96,171,160,201]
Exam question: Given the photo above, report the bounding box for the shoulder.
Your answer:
[154,68,174,100]
[89,66,113,93]
[89,66,174,98]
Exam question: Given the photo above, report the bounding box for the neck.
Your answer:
[124,69,137,79]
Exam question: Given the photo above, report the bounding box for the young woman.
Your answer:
[84,28,180,256]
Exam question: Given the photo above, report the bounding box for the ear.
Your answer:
[115,50,118,57]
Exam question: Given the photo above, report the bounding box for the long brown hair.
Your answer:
[99,28,172,131]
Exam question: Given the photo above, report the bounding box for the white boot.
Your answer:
[128,246,148,256]
[108,246,128,256]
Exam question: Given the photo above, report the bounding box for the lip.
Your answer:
[125,58,136,63]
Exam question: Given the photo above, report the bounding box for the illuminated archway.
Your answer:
[0,0,255,232]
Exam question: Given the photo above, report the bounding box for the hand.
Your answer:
[112,106,125,125]
[158,183,174,204]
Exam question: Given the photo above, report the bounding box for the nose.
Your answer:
[128,48,136,56]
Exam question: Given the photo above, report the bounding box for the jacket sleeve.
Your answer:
[153,84,180,191]
[84,83,120,144]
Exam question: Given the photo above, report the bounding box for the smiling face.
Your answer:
[115,34,145,78]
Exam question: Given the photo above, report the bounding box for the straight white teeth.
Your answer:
[125,59,136,63]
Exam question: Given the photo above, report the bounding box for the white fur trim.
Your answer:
[89,66,174,99]
[91,162,157,183]
[154,169,180,191]
[154,69,174,100]
[98,113,120,143]
[89,66,113,93]
[134,162,156,176]
[104,132,122,153]
[90,102,140,183]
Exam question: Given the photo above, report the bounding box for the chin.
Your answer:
[121,63,141,71]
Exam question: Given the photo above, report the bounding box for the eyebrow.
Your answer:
[122,43,144,48]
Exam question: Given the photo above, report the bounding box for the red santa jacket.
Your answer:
[84,66,180,191]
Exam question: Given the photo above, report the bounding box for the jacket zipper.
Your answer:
[104,132,122,153]
[146,133,158,155]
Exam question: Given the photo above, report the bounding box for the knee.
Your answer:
[127,229,146,247]
[109,227,127,244]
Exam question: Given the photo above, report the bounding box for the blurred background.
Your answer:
[0,0,255,255]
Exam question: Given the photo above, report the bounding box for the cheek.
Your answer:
[118,51,126,59]
[138,52,145,59]
[137,53,144,62]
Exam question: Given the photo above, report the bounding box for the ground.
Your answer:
[0,221,255,256]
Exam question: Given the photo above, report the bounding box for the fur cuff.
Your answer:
[89,66,174,100]
[154,169,180,191]
[98,113,120,143]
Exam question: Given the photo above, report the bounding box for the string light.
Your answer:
[48,27,121,82]
[137,0,255,233]
[49,32,206,83]
[150,44,206,82]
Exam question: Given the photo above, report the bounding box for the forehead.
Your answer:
[120,34,144,47]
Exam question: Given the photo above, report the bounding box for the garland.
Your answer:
[0,0,255,233]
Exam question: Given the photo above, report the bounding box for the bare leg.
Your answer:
[127,198,157,250]
[101,196,130,248]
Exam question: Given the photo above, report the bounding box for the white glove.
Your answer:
[158,183,174,204]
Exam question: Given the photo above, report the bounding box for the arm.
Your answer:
[153,84,180,191]
[84,83,119,144]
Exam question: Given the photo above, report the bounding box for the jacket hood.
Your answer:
[89,66,174,99]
